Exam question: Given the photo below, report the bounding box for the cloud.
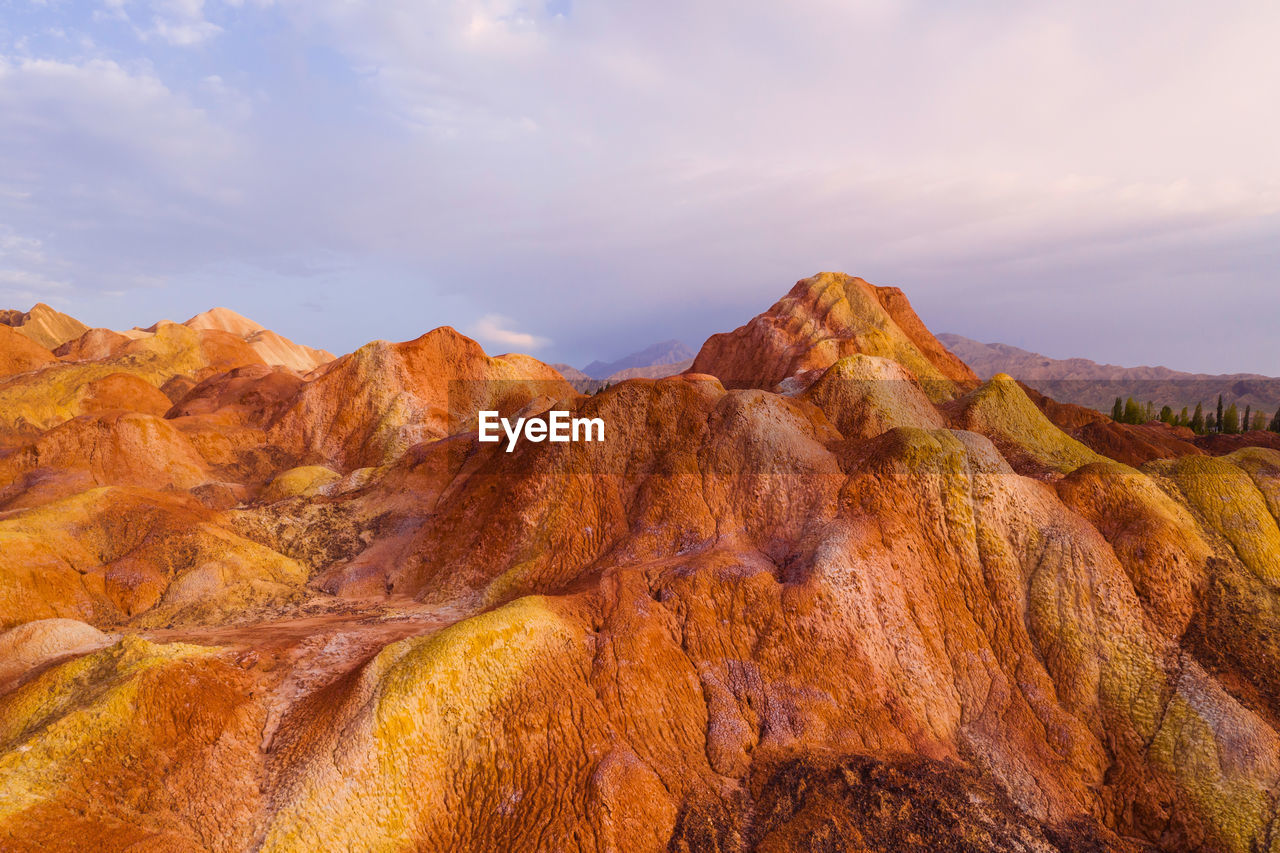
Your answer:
[0,52,246,298]
[0,55,237,185]
[0,2,1278,373]
[470,314,551,352]
[0,268,70,298]
[148,18,221,46]
[96,0,224,45]
[0,227,47,264]
[0,225,70,301]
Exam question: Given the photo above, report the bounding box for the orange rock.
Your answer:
[184,307,335,373]
[0,326,55,379]
[691,272,977,395]
[1,278,1280,853]
[53,327,132,362]
[0,303,89,350]
[0,321,267,434]
[269,326,576,470]
[78,373,173,417]
[0,487,307,629]
[0,412,210,507]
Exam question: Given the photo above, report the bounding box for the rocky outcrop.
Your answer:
[268,326,576,470]
[0,326,56,379]
[692,272,977,395]
[0,487,307,629]
[0,303,89,350]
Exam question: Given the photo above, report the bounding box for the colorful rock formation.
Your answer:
[3,280,1280,852]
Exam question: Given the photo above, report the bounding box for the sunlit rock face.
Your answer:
[3,280,1280,852]
[691,272,978,396]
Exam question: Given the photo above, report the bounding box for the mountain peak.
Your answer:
[178,306,333,373]
[582,339,695,380]
[691,271,977,397]
[0,302,89,350]
[183,307,267,337]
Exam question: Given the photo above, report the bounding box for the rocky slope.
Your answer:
[3,278,1280,851]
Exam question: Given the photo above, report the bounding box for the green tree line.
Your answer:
[1110,394,1280,435]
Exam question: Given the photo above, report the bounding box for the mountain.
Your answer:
[0,306,337,444]
[551,362,592,382]
[605,357,693,382]
[551,358,693,391]
[3,275,1280,851]
[940,332,1280,414]
[583,338,694,379]
[183,307,335,373]
[0,303,89,350]
[692,272,978,396]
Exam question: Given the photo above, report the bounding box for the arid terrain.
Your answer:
[4,273,1280,851]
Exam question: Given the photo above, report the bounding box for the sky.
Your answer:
[0,1,1277,374]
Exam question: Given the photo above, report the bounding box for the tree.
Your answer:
[1159,405,1174,424]
[1207,412,1217,433]
[1244,405,1252,433]
[1253,411,1267,431]
[1178,407,1190,427]
[1191,402,1205,434]
[1112,397,1124,422]
[1123,397,1142,425]
[1224,403,1240,435]
[1217,395,1224,433]
[1271,405,1280,433]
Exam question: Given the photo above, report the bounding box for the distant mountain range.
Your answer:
[939,333,1280,414]
[553,339,695,388]
[583,339,695,380]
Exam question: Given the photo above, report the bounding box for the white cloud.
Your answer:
[470,314,551,352]
[0,268,69,293]
[0,55,236,174]
[97,0,224,45]
[0,226,70,302]
[2,2,1280,372]
[0,227,45,262]
[148,18,221,45]
[0,51,248,305]
[252,1,1280,268]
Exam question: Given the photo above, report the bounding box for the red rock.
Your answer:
[0,325,55,379]
[54,328,132,362]
[269,326,576,469]
[691,272,978,395]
